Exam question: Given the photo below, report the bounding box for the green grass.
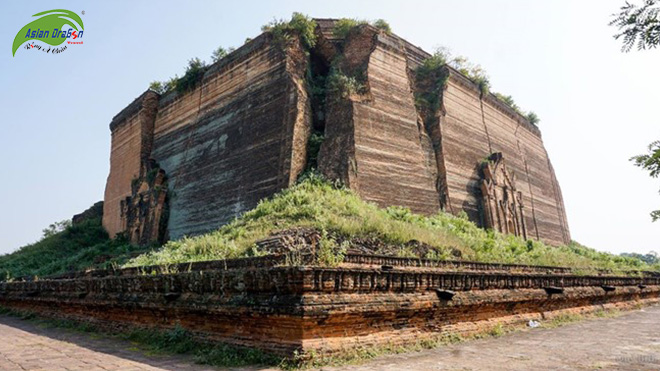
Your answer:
[0,218,148,280]
[125,173,657,275]
[1,175,656,279]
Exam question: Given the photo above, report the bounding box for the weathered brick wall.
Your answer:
[440,72,570,244]
[315,24,570,245]
[102,34,312,242]
[353,31,441,214]
[103,91,159,238]
[318,26,441,215]
[150,34,311,239]
[1,257,658,355]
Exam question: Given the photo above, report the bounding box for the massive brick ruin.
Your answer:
[102,19,570,246]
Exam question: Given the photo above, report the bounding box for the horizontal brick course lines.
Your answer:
[1,256,658,355]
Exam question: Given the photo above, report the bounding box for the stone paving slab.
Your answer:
[326,305,660,370]
[3,306,660,370]
[0,315,219,371]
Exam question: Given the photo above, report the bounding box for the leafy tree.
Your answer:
[42,219,72,238]
[621,251,659,264]
[631,140,660,221]
[612,3,660,221]
[610,0,660,51]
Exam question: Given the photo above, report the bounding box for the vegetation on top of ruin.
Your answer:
[261,12,318,50]
[332,18,392,39]
[123,173,655,275]
[415,47,541,126]
[492,92,540,125]
[149,57,209,95]
[415,52,451,115]
[211,46,236,63]
[41,219,72,239]
[149,13,317,96]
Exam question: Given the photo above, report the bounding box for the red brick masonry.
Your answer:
[1,254,658,355]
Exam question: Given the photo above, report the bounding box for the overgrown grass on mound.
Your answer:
[0,218,147,280]
[125,173,656,275]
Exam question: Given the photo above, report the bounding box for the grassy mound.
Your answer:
[125,174,655,274]
[0,218,147,280]
[1,175,654,279]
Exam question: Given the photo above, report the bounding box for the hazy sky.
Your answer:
[1,0,658,256]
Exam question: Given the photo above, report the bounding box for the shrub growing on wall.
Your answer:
[262,12,318,50]
[418,47,540,126]
[176,58,206,93]
[333,18,392,39]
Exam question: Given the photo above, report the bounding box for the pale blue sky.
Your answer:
[1,0,658,255]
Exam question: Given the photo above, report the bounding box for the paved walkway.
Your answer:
[327,305,660,371]
[2,306,660,370]
[0,315,217,371]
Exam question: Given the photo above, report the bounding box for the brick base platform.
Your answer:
[1,254,658,355]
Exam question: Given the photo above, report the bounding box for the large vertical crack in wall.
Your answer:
[517,138,541,240]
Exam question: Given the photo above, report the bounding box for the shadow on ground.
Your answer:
[0,314,275,371]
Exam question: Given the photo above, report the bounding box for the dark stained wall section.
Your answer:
[150,34,311,239]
